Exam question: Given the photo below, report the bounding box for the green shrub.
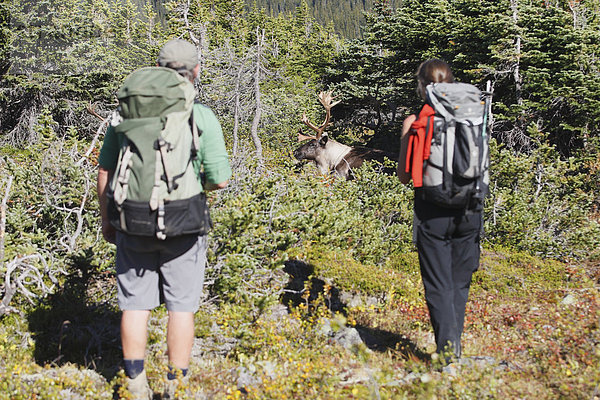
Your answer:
[485,138,600,259]
[208,162,414,300]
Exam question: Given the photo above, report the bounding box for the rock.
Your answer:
[264,304,288,320]
[236,366,260,391]
[401,371,421,384]
[18,367,109,399]
[442,355,513,373]
[317,318,333,336]
[560,293,577,305]
[333,326,364,349]
[420,372,433,382]
[364,296,379,307]
[458,355,497,367]
[339,292,363,308]
[339,292,380,309]
[338,367,374,385]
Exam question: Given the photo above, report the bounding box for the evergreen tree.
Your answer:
[517,1,600,155]
[0,0,9,75]
[324,0,407,146]
[1,0,163,145]
[243,0,401,38]
[325,0,600,156]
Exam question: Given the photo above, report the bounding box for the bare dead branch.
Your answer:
[250,27,265,165]
[0,253,63,316]
[59,167,90,253]
[77,109,113,167]
[183,0,200,47]
[0,175,13,273]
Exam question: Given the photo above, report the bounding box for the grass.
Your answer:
[0,246,598,399]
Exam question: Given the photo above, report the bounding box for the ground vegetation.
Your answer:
[0,0,598,398]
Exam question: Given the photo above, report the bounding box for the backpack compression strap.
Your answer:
[113,143,136,231]
[152,109,201,240]
[191,110,200,158]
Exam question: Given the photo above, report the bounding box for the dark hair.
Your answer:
[162,61,195,82]
[416,59,454,86]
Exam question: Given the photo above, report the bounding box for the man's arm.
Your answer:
[397,114,416,185]
[204,181,228,191]
[195,105,232,191]
[97,167,116,243]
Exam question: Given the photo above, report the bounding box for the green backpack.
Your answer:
[107,66,210,240]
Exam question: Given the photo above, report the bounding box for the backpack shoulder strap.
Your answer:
[191,101,209,136]
[190,105,200,158]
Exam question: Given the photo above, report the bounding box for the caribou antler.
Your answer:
[299,91,341,141]
[86,102,106,122]
[297,128,317,142]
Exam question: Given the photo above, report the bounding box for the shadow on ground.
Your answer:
[27,247,122,380]
[282,259,429,361]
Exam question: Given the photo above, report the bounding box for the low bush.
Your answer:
[485,138,600,260]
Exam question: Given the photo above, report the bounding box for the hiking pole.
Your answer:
[479,80,493,241]
[482,80,493,138]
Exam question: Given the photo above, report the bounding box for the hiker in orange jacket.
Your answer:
[397,59,482,365]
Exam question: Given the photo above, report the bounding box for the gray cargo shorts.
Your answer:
[115,233,208,312]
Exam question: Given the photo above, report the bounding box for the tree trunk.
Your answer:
[511,0,523,107]
[568,1,582,29]
[250,27,265,165]
[232,62,243,156]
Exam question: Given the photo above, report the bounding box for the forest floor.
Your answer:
[0,247,598,399]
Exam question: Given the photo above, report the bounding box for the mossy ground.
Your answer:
[0,245,598,399]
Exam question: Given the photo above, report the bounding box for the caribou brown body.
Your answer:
[294,91,398,180]
[294,135,397,179]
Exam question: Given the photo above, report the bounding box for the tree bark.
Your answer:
[232,54,246,157]
[511,0,523,108]
[250,27,265,165]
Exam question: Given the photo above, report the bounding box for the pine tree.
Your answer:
[1,0,161,145]
[0,0,10,75]
[325,0,600,156]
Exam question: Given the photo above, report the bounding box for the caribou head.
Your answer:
[293,91,352,176]
[293,91,398,180]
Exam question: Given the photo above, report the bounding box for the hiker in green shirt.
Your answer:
[97,39,231,399]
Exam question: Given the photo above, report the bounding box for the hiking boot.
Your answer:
[125,369,153,400]
[162,375,190,399]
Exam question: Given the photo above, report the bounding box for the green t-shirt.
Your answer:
[98,103,232,187]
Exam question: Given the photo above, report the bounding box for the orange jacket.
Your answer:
[405,104,435,187]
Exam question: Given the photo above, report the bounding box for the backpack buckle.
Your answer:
[156,203,166,240]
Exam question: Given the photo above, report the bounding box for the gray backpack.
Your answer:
[107,67,210,239]
[419,82,491,209]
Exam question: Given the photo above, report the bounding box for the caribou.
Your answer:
[294,91,398,180]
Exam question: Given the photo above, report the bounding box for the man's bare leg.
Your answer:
[166,311,195,369]
[121,310,152,399]
[121,310,151,359]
